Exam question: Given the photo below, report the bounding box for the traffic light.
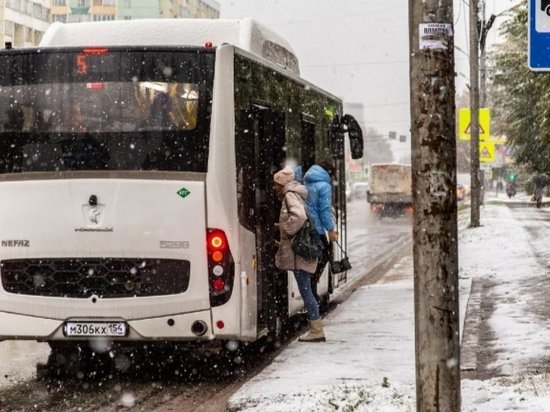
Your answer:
[506,171,517,182]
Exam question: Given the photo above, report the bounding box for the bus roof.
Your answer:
[39,18,300,74]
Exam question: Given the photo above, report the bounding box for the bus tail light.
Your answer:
[206,228,235,307]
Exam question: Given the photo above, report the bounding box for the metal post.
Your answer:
[409,0,461,410]
[470,0,481,227]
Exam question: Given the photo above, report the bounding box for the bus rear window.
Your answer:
[0,48,214,174]
[0,82,199,133]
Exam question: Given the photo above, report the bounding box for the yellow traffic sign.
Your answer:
[458,108,491,141]
[479,141,495,163]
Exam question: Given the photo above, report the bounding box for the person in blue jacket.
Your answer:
[302,162,339,302]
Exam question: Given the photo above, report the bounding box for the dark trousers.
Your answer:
[311,234,330,302]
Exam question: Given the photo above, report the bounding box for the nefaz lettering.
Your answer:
[1,240,30,247]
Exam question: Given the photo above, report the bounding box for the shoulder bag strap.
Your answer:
[334,240,348,258]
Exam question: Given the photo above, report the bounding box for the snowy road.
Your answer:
[345,198,412,286]
[0,199,413,411]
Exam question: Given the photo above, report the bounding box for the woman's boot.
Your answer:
[298,319,326,342]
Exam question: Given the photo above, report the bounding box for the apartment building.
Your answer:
[51,0,122,23]
[1,0,52,47]
[0,0,219,48]
[51,0,219,23]
[160,0,220,19]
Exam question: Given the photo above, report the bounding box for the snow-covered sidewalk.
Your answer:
[227,199,550,411]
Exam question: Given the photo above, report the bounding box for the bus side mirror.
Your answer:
[331,114,364,160]
[343,114,363,159]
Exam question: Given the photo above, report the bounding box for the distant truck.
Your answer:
[367,163,412,215]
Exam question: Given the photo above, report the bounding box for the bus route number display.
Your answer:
[75,48,114,76]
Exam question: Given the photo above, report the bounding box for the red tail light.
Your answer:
[206,228,234,307]
[207,230,226,250]
[213,278,225,291]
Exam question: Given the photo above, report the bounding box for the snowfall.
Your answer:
[226,194,550,411]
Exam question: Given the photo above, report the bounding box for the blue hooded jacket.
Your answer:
[303,165,334,235]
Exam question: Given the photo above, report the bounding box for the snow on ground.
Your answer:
[227,195,550,411]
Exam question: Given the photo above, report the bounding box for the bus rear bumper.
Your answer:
[0,310,216,342]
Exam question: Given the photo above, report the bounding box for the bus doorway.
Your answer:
[238,105,287,337]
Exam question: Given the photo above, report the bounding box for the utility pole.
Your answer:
[409,0,460,410]
[470,0,481,227]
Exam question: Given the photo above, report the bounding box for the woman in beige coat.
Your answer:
[273,166,326,342]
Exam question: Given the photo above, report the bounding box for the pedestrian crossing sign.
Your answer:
[479,141,495,163]
[458,108,491,141]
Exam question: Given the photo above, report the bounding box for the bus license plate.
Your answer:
[64,322,127,337]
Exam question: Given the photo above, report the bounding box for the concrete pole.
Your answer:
[409,0,461,410]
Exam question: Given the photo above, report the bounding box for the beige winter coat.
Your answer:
[275,181,318,274]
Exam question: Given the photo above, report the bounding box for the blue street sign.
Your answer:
[529,0,550,70]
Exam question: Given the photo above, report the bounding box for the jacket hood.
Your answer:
[304,165,331,185]
[282,180,308,200]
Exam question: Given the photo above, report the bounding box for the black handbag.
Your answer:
[284,196,322,261]
[292,215,322,260]
[330,241,352,273]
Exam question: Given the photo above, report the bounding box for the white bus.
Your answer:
[0,19,362,367]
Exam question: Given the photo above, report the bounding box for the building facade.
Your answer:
[160,0,219,19]
[50,0,219,25]
[0,0,219,48]
[1,0,52,48]
[51,0,113,23]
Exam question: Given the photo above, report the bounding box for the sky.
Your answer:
[227,195,550,411]
[217,0,520,139]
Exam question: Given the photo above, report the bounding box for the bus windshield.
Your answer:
[0,47,214,173]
